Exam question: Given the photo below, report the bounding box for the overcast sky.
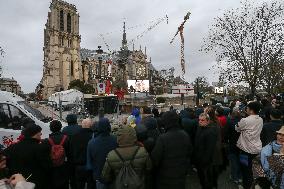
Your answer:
[0,0,268,93]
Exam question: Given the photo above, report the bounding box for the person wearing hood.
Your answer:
[86,118,117,189]
[180,108,198,146]
[135,117,160,153]
[101,126,152,189]
[4,123,51,189]
[151,111,192,189]
[132,108,142,125]
[142,117,160,153]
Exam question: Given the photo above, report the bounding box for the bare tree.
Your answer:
[202,0,284,96]
[191,76,212,94]
[263,58,284,94]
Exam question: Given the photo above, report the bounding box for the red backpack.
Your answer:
[48,135,67,167]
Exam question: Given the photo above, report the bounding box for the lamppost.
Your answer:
[96,46,103,82]
[96,46,104,110]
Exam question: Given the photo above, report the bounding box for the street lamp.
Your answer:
[96,46,103,81]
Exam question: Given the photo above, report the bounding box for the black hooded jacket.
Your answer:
[193,123,218,168]
[151,111,192,189]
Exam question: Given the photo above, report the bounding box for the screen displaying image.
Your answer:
[127,80,149,92]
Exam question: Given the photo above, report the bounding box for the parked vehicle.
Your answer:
[0,91,66,148]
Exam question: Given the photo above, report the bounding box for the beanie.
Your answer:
[23,124,42,138]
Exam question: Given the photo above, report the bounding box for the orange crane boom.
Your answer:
[170,12,191,79]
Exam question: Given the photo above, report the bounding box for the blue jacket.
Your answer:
[261,141,284,188]
[86,118,117,181]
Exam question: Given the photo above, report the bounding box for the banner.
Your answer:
[97,83,105,94]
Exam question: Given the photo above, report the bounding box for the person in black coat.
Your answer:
[260,99,273,123]
[151,111,192,189]
[180,108,198,146]
[4,123,52,189]
[143,117,160,153]
[70,118,95,189]
[261,108,283,146]
[62,114,81,136]
[193,113,218,189]
[41,120,70,189]
[226,109,242,183]
[62,114,81,189]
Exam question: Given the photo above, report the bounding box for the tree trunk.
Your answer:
[250,84,256,98]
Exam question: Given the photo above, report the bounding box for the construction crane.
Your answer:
[99,15,169,53]
[170,12,191,80]
[99,34,112,53]
[129,15,168,45]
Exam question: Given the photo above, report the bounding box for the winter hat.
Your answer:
[97,118,111,134]
[23,124,42,138]
[134,124,148,141]
[117,126,137,147]
[162,111,179,130]
[66,114,78,124]
[143,117,158,130]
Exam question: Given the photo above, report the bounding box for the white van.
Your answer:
[0,91,66,148]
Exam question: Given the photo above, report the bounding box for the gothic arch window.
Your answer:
[60,36,64,46]
[71,60,74,76]
[67,13,71,33]
[68,39,71,48]
[60,10,64,31]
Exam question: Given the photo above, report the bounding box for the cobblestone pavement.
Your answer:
[186,169,242,189]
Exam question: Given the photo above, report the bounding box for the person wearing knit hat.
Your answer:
[23,123,42,140]
[3,123,51,189]
[62,114,81,137]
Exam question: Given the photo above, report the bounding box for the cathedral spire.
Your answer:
[122,22,128,50]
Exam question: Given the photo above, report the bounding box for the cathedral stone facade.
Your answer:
[38,0,156,99]
[39,0,82,99]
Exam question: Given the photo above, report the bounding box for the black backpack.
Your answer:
[114,147,143,189]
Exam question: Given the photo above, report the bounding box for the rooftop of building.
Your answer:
[0,77,17,82]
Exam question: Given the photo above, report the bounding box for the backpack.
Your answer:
[48,135,67,167]
[114,147,143,189]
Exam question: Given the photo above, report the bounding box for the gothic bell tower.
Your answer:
[40,0,82,98]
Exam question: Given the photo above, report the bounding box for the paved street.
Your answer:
[186,169,241,189]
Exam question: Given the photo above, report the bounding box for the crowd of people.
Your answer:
[0,94,283,189]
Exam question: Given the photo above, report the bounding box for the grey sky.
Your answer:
[0,0,265,93]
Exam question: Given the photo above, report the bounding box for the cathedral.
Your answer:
[38,0,153,99]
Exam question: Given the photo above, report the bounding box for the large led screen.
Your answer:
[127,80,150,93]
